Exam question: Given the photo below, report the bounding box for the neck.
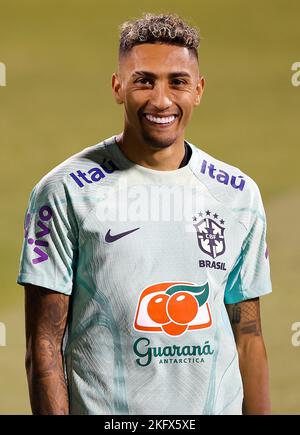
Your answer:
[116,128,186,171]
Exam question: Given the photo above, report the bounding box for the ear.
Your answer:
[194,76,205,106]
[112,73,124,104]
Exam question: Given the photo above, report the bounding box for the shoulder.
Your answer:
[188,141,262,207]
[31,136,121,201]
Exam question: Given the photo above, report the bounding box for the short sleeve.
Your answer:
[224,184,272,304]
[17,181,78,295]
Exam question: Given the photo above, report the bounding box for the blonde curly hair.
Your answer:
[119,13,200,58]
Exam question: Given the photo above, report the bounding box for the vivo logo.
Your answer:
[25,206,53,264]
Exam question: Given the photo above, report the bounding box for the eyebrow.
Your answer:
[132,71,192,79]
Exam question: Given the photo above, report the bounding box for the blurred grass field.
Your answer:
[0,0,299,414]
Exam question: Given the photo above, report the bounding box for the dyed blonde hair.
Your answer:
[119,13,200,59]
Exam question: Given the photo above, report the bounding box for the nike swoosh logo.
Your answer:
[105,227,140,243]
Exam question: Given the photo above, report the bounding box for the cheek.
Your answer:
[124,91,147,115]
[178,95,196,120]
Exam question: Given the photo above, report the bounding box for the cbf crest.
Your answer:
[193,210,226,259]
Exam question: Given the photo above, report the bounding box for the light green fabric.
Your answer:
[17,136,272,415]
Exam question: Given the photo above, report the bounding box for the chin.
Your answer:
[142,132,177,149]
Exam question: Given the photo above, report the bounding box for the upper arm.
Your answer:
[224,183,272,305]
[25,284,70,351]
[17,182,78,296]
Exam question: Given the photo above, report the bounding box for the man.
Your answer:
[18,13,272,415]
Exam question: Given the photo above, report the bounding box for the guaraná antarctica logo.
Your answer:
[24,205,53,264]
[133,281,214,367]
[134,281,212,337]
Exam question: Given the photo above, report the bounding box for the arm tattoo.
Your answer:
[231,305,241,324]
[226,297,262,336]
[25,285,70,415]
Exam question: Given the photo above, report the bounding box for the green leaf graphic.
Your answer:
[166,283,209,307]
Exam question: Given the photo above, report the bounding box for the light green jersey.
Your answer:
[18,136,272,415]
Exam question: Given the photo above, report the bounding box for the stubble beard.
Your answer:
[141,129,178,149]
[137,107,180,149]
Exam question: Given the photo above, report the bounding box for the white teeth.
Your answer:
[145,114,176,124]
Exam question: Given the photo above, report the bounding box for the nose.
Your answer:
[150,82,172,111]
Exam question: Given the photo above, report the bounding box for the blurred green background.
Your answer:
[0,0,299,414]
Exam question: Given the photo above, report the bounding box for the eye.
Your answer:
[135,78,153,86]
[171,78,186,86]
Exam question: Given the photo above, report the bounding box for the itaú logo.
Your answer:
[133,281,212,337]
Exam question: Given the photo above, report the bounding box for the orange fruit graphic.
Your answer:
[167,292,198,325]
[147,294,170,325]
[147,291,199,335]
[134,281,212,335]
[162,322,188,336]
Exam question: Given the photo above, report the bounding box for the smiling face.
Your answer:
[112,43,205,149]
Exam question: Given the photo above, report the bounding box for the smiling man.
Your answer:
[112,40,203,167]
[18,14,272,415]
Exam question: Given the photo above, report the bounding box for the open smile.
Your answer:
[142,113,179,127]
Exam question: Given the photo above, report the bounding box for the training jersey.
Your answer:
[17,135,272,415]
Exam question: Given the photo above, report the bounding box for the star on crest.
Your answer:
[193,210,226,227]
